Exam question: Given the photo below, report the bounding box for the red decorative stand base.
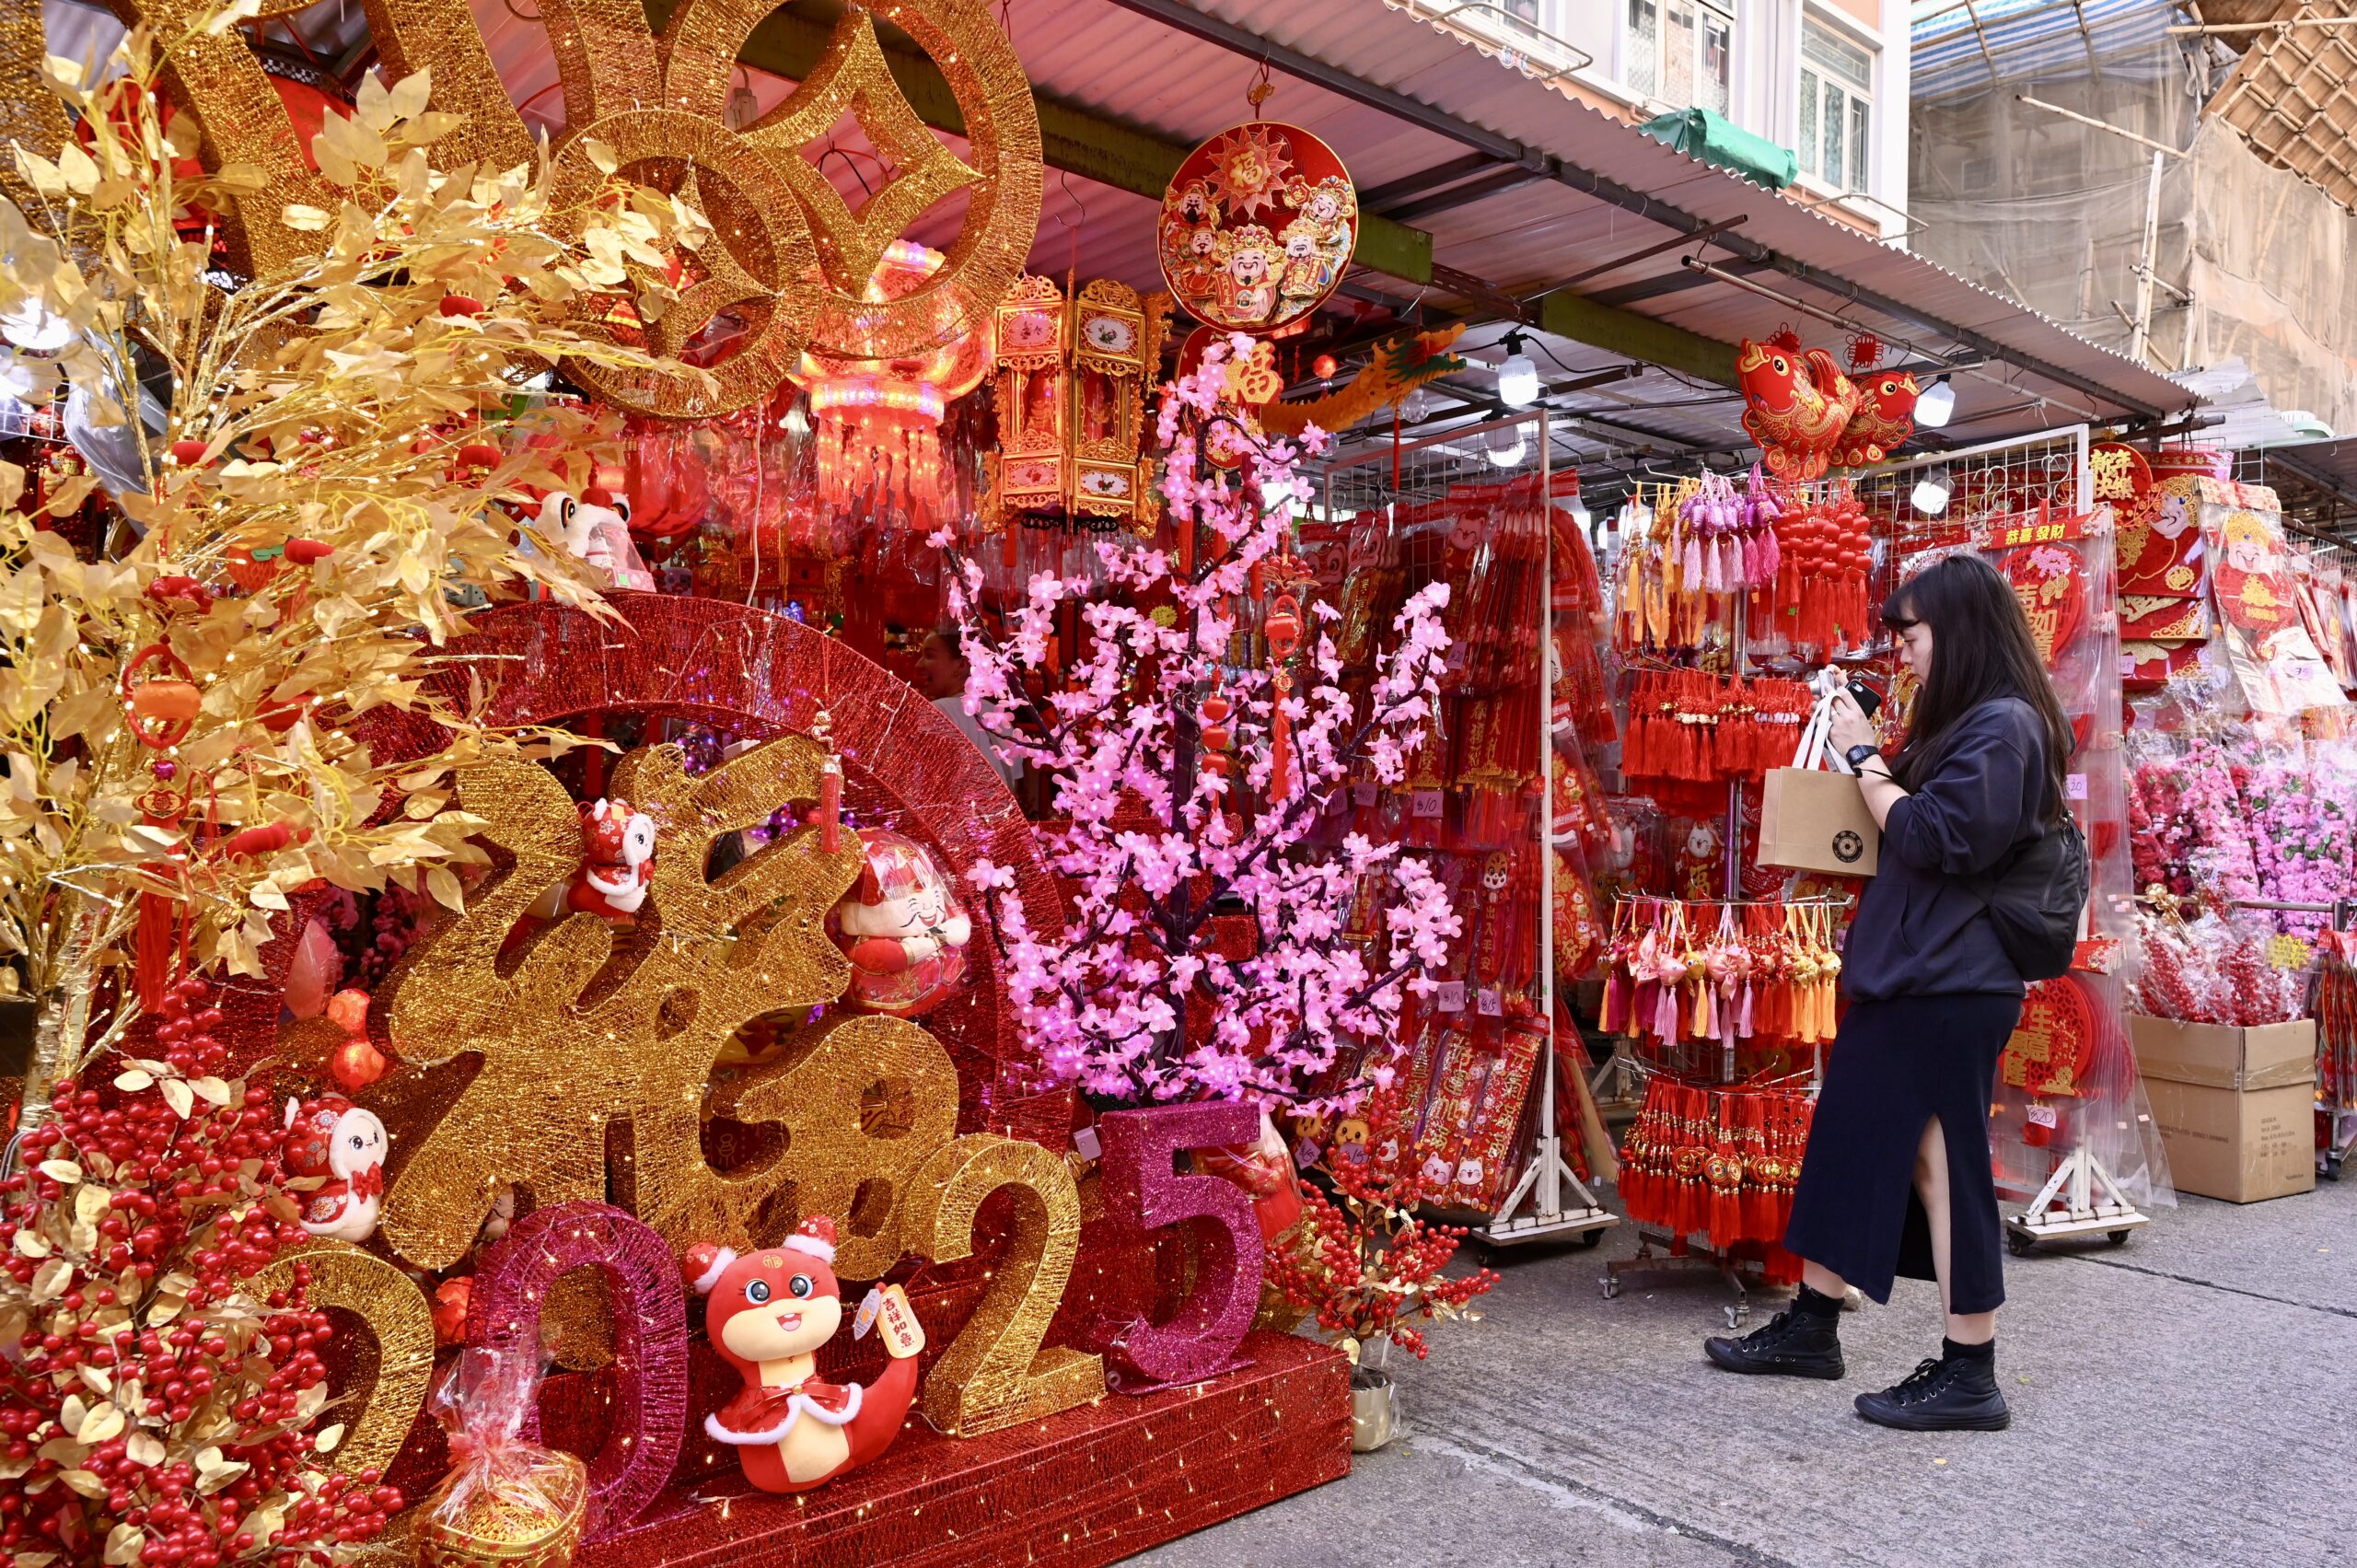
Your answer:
[579,1332,1350,1568]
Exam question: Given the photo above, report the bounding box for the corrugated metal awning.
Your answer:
[44,0,2197,462]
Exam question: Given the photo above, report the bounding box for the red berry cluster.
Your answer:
[0,978,399,1562]
[339,887,418,993]
[1263,1086,1499,1361]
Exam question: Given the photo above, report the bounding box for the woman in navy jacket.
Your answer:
[1704,553,2072,1432]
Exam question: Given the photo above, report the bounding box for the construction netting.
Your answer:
[1909,0,2357,436]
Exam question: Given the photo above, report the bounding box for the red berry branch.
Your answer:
[1263,1086,1498,1361]
[0,978,397,1565]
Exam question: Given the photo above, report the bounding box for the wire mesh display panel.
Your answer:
[1305,412,1610,1238]
[1853,425,2093,553]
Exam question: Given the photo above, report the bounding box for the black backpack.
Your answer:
[1970,811,2089,982]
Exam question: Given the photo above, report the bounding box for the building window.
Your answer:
[1627,0,1733,116]
[1799,17,1873,192]
[1441,0,1588,77]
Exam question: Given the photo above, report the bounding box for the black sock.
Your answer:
[1942,1335,1994,1362]
[1791,1284,1842,1320]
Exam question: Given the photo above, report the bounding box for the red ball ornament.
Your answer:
[826,829,972,1017]
[1312,353,1339,379]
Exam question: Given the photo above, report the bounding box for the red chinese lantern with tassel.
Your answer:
[789,242,993,543]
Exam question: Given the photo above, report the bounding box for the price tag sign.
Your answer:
[2026,1103,2059,1130]
[1477,987,1503,1017]
[1435,980,1466,1013]
[2066,772,2089,801]
[1411,789,1445,819]
[1353,781,1377,807]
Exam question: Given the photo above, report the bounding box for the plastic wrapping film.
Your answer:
[1910,15,2357,435]
[1295,440,1574,1216]
[1887,508,2177,1213]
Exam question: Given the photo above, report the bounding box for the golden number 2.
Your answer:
[904,1134,1102,1436]
[726,1014,960,1280]
[250,1244,436,1480]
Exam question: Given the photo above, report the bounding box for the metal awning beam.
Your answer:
[1094,0,2181,420]
[1378,165,1551,222]
[1358,151,1501,208]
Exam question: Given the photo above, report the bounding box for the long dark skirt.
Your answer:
[1782,992,2022,1315]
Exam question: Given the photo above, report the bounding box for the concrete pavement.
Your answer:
[1137,1168,2355,1568]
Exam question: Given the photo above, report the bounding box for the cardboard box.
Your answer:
[2131,1014,2316,1202]
[1757,766,1879,877]
[2129,1015,2316,1092]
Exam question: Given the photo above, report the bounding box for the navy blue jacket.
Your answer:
[1840,695,2054,1001]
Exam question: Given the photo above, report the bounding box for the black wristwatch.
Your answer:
[1846,743,1884,772]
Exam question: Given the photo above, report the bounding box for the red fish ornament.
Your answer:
[1736,330,1857,481]
[1833,369,1921,469]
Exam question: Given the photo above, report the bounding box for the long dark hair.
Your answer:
[1880,553,2071,819]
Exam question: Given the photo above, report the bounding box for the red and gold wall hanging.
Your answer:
[1158,122,1357,334]
[981,274,1172,535]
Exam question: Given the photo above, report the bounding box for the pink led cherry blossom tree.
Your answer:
[942,338,1457,1109]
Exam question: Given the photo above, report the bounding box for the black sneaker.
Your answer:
[1702,1306,1845,1379]
[1853,1354,2013,1431]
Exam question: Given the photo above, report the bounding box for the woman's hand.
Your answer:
[1825,688,1878,754]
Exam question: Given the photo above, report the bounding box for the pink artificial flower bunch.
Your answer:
[946,337,1458,1109]
[2238,758,2357,933]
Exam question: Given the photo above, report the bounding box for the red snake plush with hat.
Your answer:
[683,1216,923,1493]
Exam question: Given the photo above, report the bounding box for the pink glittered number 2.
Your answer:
[1091,1103,1264,1390]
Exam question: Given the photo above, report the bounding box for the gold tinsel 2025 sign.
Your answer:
[0,0,1041,417]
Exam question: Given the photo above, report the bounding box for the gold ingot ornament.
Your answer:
[13,0,1041,415]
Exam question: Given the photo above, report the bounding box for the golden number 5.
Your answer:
[726,1014,960,1281]
[903,1134,1102,1436]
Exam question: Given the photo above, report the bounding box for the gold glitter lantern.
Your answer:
[980,276,1171,537]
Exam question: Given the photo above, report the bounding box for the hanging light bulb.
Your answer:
[1495,329,1539,409]
[1915,375,1956,429]
[1910,466,1954,515]
[1485,423,1527,470]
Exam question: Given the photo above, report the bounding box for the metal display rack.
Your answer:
[1320,411,1616,1250]
[2216,896,2357,1182]
[1860,431,2161,1253]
